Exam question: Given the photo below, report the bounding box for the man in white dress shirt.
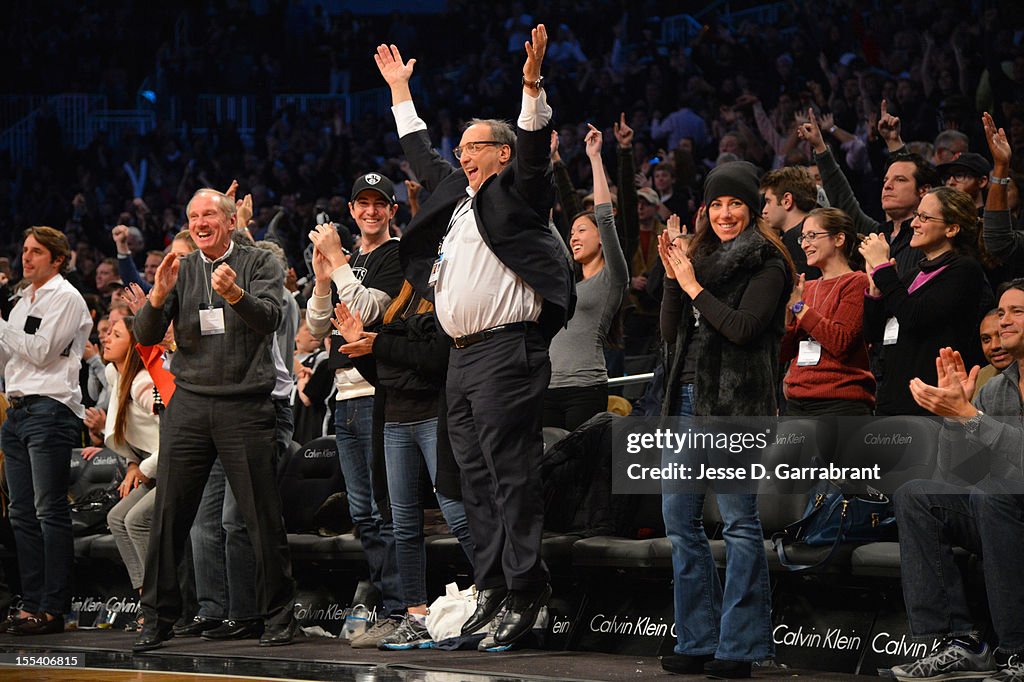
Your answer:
[375,25,575,648]
[0,226,92,635]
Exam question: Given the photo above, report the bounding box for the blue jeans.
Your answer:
[895,477,1024,652]
[335,397,402,615]
[384,418,474,607]
[191,459,259,620]
[1,397,81,615]
[662,383,773,661]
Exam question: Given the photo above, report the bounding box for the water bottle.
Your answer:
[341,604,369,641]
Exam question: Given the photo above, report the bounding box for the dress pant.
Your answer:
[141,389,294,629]
[446,325,550,592]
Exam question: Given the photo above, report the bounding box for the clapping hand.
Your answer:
[331,301,364,344]
[858,232,891,272]
[123,282,148,314]
[908,347,979,418]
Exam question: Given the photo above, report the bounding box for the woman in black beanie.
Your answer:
[657,161,794,678]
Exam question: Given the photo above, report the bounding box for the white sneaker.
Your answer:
[984,653,1024,682]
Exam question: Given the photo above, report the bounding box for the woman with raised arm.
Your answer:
[657,161,794,678]
[544,124,629,431]
[781,208,875,415]
[859,186,994,416]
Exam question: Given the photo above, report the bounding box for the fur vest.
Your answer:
[662,228,791,416]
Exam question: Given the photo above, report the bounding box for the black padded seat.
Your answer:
[88,533,122,563]
[73,535,96,559]
[571,536,672,570]
[287,533,365,564]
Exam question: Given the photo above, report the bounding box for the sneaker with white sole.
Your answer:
[984,653,1024,682]
[379,613,432,650]
[349,616,401,649]
[891,636,995,681]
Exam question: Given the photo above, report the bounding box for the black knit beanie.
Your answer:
[703,161,762,215]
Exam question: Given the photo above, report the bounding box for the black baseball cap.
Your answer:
[936,152,992,180]
[350,173,397,205]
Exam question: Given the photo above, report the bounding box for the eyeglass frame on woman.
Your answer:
[453,141,505,160]
[911,210,947,225]
[797,231,833,244]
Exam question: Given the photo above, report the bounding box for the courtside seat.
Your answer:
[87,533,122,563]
[543,426,570,452]
[287,532,365,565]
[73,535,97,559]
[278,437,345,534]
[572,536,672,570]
[840,417,941,577]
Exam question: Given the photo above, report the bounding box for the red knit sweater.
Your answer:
[780,271,876,406]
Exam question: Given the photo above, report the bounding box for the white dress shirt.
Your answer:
[391,90,553,338]
[0,274,93,418]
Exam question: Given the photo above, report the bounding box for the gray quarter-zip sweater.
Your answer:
[135,243,283,396]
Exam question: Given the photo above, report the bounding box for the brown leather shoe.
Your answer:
[0,613,29,634]
[11,614,64,636]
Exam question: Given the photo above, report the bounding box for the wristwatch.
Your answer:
[990,175,1011,185]
[962,410,984,434]
[522,75,544,90]
[790,301,805,315]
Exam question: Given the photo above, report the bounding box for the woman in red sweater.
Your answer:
[781,207,876,415]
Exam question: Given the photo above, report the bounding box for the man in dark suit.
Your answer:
[374,25,574,648]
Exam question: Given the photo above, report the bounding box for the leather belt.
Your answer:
[452,322,535,349]
[8,395,46,410]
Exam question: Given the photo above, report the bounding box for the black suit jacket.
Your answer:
[398,124,575,340]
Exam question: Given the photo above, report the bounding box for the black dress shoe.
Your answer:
[661,653,715,674]
[11,614,63,636]
[259,617,297,647]
[202,618,264,640]
[705,659,752,679]
[133,622,175,652]
[493,584,551,645]
[460,587,509,635]
[172,616,223,637]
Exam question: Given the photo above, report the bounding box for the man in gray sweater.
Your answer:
[131,188,296,651]
[892,279,1024,682]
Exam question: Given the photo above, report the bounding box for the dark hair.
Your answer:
[652,163,675,179]
[23,226,71,274]
[996,278,1024,301]
[928,187,986,262]
[760,167,818,213]
[806,207,864,270]
[887,152,939,192]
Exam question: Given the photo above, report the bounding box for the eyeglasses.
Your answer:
[911,211,947,225]
[944,173,975,183]
[453,141,505,160]
[797,231,831,244]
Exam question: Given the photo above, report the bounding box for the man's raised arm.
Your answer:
[375,43,454,191]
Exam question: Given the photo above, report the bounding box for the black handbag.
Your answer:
[772,479,896,573]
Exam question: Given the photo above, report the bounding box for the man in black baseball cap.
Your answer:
[937,152,992,211]
[350,172,398,207]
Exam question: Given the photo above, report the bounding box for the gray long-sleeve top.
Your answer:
[134,243,283,396]
[549,202,629,388]
[939,361,1024,483]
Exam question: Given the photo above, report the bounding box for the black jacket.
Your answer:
[661,228,791,416]
[351,312,462,505]
[866,251,993,416]
[397,126,575,340]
